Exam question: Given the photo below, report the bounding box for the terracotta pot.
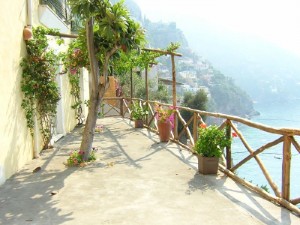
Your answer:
[158,121,171,142]
[23,26,33,41]
[197,155,219,175]
[134,119,143,128]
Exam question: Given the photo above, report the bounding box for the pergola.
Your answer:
[134,47,182,139]
[141,48,182,107]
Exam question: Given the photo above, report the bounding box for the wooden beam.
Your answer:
[177,111,194,145]
[142,48,182,57]
[173,105,300,136]
[290,197,300,205]
[171,54,176,106]
[282,135,292,200]
[231,136,284,171]
[171,54,178,140]
[48,32,78,39]
[145,66,149,102]
[130,68,133,100]
[291,136,300,154]
[225,121,232,169]
[193,112,198,144]
[228,120,281,197]
[219,164,300,216]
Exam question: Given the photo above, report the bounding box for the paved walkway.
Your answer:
[0,117,299,225]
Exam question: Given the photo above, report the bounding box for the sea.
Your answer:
[231,99,300,200]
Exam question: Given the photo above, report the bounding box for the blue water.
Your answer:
[231,100,300,200]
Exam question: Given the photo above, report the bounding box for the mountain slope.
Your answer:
[186,25,300,103]
[125,0,257,117]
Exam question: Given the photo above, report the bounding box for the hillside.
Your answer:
[124,0,257,118]
[186,23,300,104]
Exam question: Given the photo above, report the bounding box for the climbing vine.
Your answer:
[62,31,89,122]
[20,26,61,149]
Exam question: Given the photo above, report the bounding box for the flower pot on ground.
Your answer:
[154,104,176,142]
[158,120,172,142]
[131,102,148,128]
[194,124,231,175]
[197,155,219,174]
[134,119,144,128]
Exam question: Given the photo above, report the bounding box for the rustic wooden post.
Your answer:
[145,65,149,124]
[145,65,149,102]
[130,67,133,100]
[171,54,178,140]
[226,121,232,169]
[282,135,292,200]
[193,112,198,144]
[120,98,124,118]
[171,54,176,106]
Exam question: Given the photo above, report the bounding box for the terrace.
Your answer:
[0,98,299,224]
[3,0,299,223]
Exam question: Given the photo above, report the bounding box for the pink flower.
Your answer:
[168,113,175,128]
[70,67,78,75]
[169,106,178,110]
[73,48,81,56]
[155,104,175,123]
[78,150,85,155]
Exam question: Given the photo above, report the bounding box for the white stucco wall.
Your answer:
[0,0,33,185]
[0,0,79,185]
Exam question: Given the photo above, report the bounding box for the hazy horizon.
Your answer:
[134,0,300,57]
[133,0,300,102]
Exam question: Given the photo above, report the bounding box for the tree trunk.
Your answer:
[80,18,100,161]
[81,95,100,161]
[80,18,120,161]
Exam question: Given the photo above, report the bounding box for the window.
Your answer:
[40,0,70,24]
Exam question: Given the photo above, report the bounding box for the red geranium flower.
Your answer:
[78,150,85,155]
[199,123,207,129]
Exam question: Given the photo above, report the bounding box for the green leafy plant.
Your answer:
[62,34,89,114]
[63,32,89,73]
[131,102,148,120]
[260,184,270,193]
[68,72,82,110]
[194,125,231,158]
[66,149,96,167]
[179,90,208,133]
[20,26,61,149]
[166,42,180,52]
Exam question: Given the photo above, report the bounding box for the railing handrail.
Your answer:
[103,97,300,136]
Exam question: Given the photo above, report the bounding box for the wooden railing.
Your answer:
[101,97,300,215]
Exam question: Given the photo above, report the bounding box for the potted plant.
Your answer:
[194,124,231,174]
[154,104,176,142]
[131,103,148,128]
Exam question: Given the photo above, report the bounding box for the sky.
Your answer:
[134,0,300,56]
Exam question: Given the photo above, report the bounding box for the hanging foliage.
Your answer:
[62,33,89,120]
[63,30,89,73]
[20,26,61,149]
